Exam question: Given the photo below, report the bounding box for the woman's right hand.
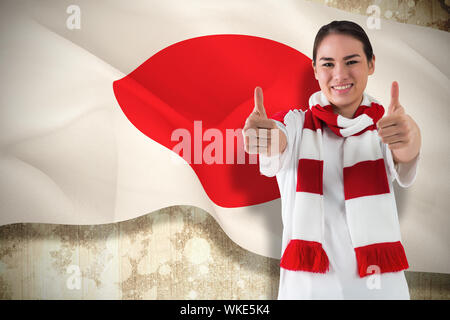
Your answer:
[242,87,287,156]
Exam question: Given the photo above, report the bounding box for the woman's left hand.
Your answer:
[376,81,421,164]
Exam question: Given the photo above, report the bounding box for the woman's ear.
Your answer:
[312,60,318,80]
[368,54,375,75]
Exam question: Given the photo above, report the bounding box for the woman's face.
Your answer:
[312,33,375,115]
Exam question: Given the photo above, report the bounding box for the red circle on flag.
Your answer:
[113,34,319,208]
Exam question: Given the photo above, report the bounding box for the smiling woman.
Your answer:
[245,20,423,300]
[312,21,375,119]
[310,21,421,163]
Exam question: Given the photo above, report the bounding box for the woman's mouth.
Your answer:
[331,83,353,94]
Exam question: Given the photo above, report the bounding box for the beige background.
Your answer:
[0,0,449,300]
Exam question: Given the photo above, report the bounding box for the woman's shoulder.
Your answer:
[270,107,308,126]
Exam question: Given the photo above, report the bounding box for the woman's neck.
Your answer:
[331,95,364,119]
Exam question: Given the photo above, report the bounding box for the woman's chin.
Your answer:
[332,97,352,106]
[323,89,360,109]
[329,92,359,108]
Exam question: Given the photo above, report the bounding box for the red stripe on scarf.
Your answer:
[346,103,382,136]
[280,239,330,273]
[307,102,384,136]
[310,104,337,125]
[354,102,384,122]
[343,159,390,200]
[297,158,324,194]
[355,241,409,277]
[303,109,323,131]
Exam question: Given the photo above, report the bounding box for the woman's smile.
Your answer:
[331,83,354,95]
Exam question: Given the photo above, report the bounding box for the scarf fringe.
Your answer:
[280,239,329,273]
[355,241,409,277]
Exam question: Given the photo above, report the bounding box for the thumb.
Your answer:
[388,81,400,116]
[253,86,267,118]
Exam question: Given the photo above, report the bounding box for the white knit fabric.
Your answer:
[259,92,420,299]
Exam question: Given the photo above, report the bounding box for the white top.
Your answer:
[259,109,420,300]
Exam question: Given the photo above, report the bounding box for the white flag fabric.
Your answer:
[0,0,449,274]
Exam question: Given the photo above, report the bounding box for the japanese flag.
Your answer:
[0,0,449,274]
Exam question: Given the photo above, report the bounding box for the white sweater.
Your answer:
[259,109,420,300]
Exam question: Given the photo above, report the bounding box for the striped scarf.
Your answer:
[280,90,409,277]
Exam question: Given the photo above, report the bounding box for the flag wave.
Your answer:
[0,0,449,273]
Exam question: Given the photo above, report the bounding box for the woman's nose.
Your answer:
[333,62,349,81]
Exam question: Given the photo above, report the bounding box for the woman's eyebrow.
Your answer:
[319,54,361,61]
[343,54,361,60]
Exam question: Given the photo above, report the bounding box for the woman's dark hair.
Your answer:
[312,20,373,66]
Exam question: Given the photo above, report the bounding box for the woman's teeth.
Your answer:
[333,84,352,90]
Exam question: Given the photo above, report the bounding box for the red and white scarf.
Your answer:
[280,91,409,277]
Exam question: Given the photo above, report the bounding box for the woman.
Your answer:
[243,20,421,299]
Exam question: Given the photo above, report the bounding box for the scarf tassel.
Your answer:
[280,239,329,273]
[355,241,409,278]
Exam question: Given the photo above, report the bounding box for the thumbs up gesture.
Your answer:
[243,87,287,156]
[377,81,421,163]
